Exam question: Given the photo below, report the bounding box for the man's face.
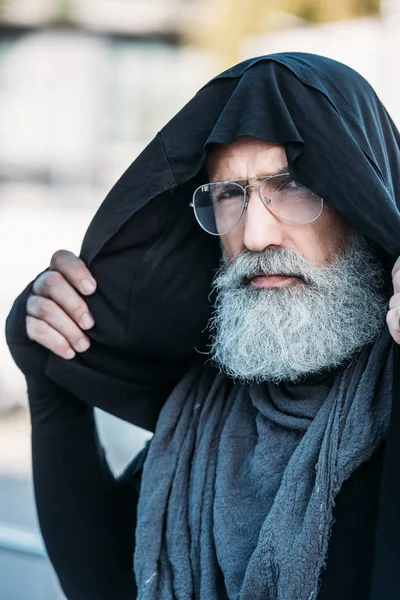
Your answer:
[207,137,388,383]
[207,136,351,280]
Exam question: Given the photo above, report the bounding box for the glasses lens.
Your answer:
[260,175,323,224]
[193,182,245,235]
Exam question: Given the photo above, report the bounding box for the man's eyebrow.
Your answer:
[252,165,289,178]
[211,165,290,182]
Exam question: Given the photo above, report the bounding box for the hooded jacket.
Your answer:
[5,52,400,599]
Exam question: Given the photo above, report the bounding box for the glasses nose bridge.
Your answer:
[244,181,263,202]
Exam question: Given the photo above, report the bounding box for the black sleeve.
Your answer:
[5,282,140,600]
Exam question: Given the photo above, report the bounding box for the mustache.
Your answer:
[215,247,323,289]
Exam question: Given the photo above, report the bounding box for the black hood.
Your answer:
[83,52,400,262]
[45,52,400,429]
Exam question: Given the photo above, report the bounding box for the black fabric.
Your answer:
[5,52,400,598]
[319,443,385,599]
[370,341,400,597]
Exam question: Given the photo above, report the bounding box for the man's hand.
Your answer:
[387,256,400,344]
[26,250,97,360]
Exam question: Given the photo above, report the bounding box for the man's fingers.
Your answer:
[49,250,97,296]
[32,273,95,330]
[392,256,400,295]
[27,295,91,354]
[386,308,400,344]
[26,316,76,360]
[389,292,400,311]
[388,257,400,343]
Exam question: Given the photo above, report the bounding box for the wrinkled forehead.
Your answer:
[206,136,287,181]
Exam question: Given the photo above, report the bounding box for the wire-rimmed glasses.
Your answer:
[190,173,324,236]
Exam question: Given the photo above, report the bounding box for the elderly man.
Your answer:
[6,53,400,600]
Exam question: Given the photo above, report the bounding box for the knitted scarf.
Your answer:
[135,330,392,600]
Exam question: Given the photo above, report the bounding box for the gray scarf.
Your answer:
[134,329,392,600]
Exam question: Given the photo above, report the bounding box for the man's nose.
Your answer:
[242,188,285,251]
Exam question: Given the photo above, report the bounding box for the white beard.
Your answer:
[210,234,389,383]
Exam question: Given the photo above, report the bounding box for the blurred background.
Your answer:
[0,0,398,597]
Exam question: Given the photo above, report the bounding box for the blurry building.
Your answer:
[0,0,217,201]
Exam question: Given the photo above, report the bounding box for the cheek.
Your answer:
[220,227,244,260]
[303,213,351,265]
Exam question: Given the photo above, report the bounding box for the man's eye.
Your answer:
[282,178,304,190]
[215,187,243,202]
[277,177,293,188]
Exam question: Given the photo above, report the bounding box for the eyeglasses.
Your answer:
[190,173,324,236]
